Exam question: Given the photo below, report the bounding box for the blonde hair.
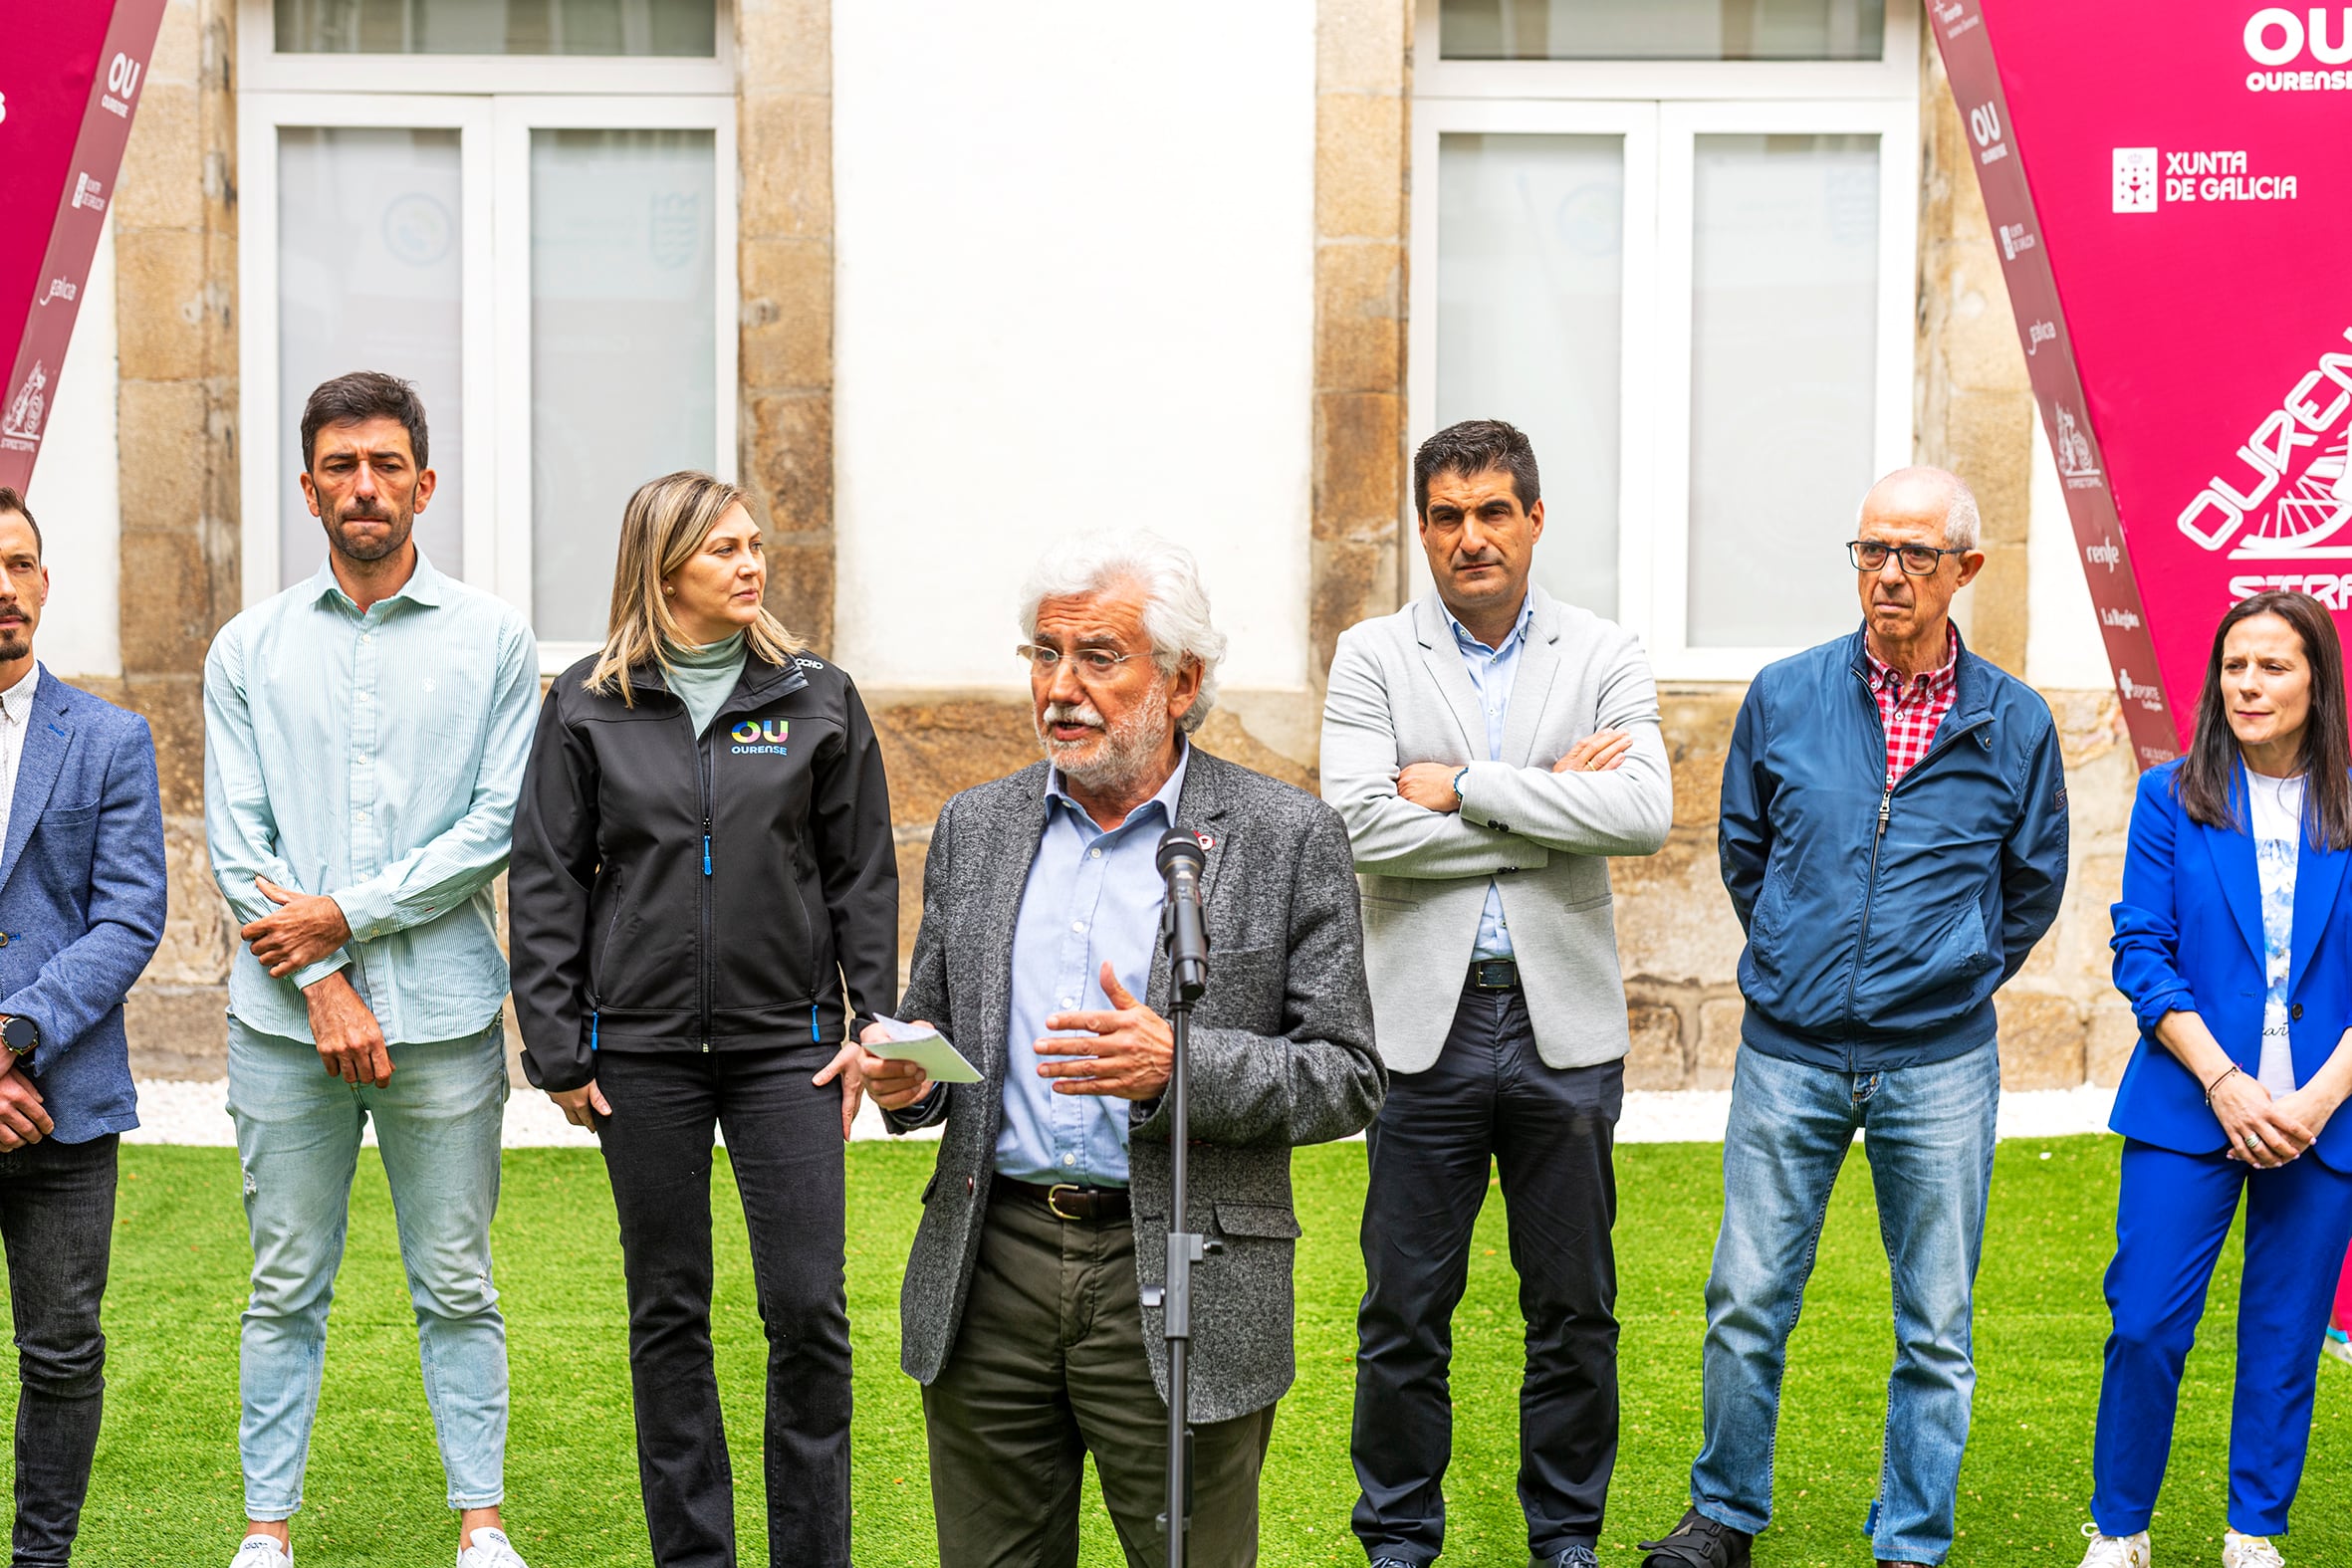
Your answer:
[587,471,805,702]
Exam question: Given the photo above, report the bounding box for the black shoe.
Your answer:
[1533,1547,1600,1568]
[1369,1559,1424,1568]
[1639,1508,1753,1568]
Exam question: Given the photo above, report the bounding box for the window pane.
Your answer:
[1435,133,1623,619]
[530,128,717,643]
[1441,0,1883,61]
[1686,132,1880,647]
[276,0,715,56]
[277,126,465,587]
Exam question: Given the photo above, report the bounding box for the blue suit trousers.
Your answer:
[2091,1138,2352,1538]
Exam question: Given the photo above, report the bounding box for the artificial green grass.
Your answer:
[33,1137,2351,1565]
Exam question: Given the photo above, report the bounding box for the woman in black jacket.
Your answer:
[509,470,895,1568]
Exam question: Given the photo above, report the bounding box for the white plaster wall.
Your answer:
[22,217,122,680]
[2024,408,2109,691]
[830,1,1317,691]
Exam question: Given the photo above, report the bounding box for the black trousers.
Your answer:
[596,1047,851,1568]
[1351,982,1623,1564]
[0,1132,117,1568]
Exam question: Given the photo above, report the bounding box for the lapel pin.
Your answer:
[1195,832,1216,851]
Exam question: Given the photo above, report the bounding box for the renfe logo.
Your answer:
[2245,9,2352,65]
[2178,328,2352,557]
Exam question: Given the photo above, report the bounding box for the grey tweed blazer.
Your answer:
[887,748,1384,1424]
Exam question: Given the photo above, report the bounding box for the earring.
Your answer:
[662,585,674,596]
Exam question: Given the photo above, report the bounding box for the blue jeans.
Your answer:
[226,1015,511,1519]
[1691,1040,2000,1566]
[2091,1139,2352,1539]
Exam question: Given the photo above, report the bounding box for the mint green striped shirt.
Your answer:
[202,553,540,1044]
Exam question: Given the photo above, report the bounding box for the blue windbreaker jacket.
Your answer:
[1719,626,2070,1072]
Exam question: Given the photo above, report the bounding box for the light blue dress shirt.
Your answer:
[1445,595,1534,962]
[203,553,539,1044]
[995,745,1192,1188]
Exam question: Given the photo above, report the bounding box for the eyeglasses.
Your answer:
[1016,643,1139,681]
[1848,540,1969,575]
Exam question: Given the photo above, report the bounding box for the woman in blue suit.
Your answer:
[2078,590,2352,1568]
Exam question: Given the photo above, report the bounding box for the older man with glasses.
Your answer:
[858,532,1383,1568]
[1639,468,2070,1568]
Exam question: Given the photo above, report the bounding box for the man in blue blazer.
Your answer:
[0,487,169,1566]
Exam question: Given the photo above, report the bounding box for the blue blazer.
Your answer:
[0,668,167,1144]
[2110,756,2352,1173]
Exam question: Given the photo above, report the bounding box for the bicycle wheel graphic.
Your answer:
[2230,429,2352,558]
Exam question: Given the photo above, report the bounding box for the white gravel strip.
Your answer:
[122,1079,2118,1149]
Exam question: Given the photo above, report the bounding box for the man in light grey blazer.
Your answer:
[1321,419,1672,1568]
[861,532,1383,1568]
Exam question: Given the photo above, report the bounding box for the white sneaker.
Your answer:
[457,1526,531,1568]
[231,1536,293,1568]
[2323,1330,2352,1368]
[2224,1531,2285,1568]
[2077,1523,2151,1568]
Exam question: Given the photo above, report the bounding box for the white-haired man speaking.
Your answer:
[860,533,1385,1567]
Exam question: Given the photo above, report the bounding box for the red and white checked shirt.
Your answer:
[1866,624,1960,786]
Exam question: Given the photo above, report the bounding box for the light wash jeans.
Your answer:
[1690,1040,2000,1567]
[226,1015,511,1519]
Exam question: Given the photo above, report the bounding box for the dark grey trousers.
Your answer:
[1352,981,1624,1564]
[922,1190,1276,1568]
[0,1132,117,1568]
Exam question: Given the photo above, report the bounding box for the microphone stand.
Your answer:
[1162,979,1203,1568]
[1154,832,1212,1568]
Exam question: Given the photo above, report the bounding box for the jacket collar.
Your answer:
[1843,621,1995,730]
[1410,583,1565,762]
[0,666,73,899]
[625,646,810,714]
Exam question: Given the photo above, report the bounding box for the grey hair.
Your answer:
[1018,531,1228,735]
[1857,466,1981,553]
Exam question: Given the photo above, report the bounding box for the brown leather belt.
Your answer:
[992,1174,1132,1224]
[1469,959,1521,991]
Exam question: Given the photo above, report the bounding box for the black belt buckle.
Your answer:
[1470,959,1520,991]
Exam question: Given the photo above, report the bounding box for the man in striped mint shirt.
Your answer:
[204,372,540,1568]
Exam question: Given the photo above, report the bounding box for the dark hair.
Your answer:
[1413,418,1540,518]
[300,370,429,473]
[2175,590,2352,850]
[0,487,40,556]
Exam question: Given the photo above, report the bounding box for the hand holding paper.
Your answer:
[861,1014,983,1087]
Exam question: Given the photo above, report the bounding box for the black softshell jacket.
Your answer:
[509,647,897,1092]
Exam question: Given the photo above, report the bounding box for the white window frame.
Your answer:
[238,0,736,96]
[1408,1,1922,682]
[236,0,739,675]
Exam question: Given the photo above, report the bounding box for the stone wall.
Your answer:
[111,0,242,1077]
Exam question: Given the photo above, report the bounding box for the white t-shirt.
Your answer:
[2247,769,2306,1095]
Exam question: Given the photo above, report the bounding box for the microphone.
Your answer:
[1155,826,1210,1003]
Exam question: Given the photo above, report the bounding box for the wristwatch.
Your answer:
[0,1014,35,1059]
[1451,766,1470,806]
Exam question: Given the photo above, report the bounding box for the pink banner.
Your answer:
[0,0,170,494]
[1933,2,2352,767]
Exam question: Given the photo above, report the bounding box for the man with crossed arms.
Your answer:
[1322,418,1672,1568]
